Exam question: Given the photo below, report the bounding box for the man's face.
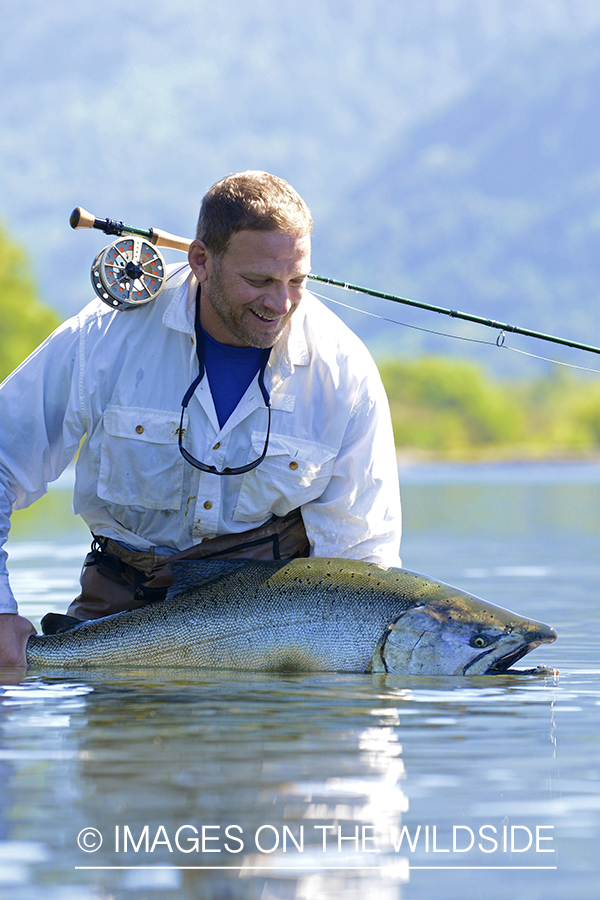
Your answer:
[189,229,311,348]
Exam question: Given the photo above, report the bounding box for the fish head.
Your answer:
[372,591,557,676]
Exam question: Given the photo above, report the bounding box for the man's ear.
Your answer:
[188,239,212,283]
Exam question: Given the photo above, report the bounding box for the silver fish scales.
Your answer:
[26,558,557,675]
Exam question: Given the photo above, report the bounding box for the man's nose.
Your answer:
[262,282,292,314]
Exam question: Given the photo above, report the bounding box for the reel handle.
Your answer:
[69,207,192,252]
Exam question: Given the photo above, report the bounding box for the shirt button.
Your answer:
[203,500,213,510]
[213,442,221,450]
[135,425,144,434]
[289,461,299,470]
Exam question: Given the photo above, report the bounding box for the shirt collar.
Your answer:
[161,264,311,374]
[162,267,196,335]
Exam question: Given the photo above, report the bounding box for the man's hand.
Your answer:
[0,613,36,667]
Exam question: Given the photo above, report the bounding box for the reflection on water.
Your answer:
[1,672,412,899]
[1,463,599,900]
[0,671,563,900]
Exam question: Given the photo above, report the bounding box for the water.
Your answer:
[1,462,599,900]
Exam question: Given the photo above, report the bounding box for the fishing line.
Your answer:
[489,343,600,375]
[310,290,501,347]
[311,289,600,376]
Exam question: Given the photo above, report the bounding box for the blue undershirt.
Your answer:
[200,324,267,429]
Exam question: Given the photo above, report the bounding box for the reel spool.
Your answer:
[90,236,166,311]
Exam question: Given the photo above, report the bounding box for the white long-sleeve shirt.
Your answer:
[0,264,401,614]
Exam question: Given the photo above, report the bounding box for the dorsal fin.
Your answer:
[41,613,87,635]
[166,558,253,599]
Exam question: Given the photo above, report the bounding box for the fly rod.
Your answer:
[70,207,600,355]
[308,274,600,357]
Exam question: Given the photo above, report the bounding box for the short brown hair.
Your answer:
[196,171,313,256]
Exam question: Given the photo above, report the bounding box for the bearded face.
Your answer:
[191,229,311,348]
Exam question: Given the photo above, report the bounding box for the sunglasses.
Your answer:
[178,291,272,476]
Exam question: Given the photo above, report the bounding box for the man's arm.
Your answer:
[0,315,87,661]
[302,359,401,565]
[0,491,32,665]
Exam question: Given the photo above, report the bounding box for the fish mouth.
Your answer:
[483,643,540,674]
[467,626,558,676]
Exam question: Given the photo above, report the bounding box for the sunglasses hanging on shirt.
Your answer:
[178,292,272,476]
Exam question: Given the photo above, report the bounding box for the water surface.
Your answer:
[1,463,599,900]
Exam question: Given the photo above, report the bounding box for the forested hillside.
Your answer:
[1,0,600,375]
[328,28,600,367]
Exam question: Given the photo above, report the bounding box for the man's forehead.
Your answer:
[226,228,311,255]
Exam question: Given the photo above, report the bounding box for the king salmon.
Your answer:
[26,558,557,674]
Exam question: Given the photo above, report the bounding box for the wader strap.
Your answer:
[65,509,309,622]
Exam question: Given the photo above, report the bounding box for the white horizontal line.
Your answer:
[410,866,557,870]
[76,866,390,871]
[75,865,557,871]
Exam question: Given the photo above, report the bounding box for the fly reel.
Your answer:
[70,206,193,312]
[90,236,166,311]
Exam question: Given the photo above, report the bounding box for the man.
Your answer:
[0,171,401,666]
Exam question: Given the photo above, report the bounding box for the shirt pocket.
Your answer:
[97,406,186,511]
[233,432,337,523]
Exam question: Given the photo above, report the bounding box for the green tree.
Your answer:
[380,356,600,459]
[379,356,527,458]
[519,371,600,453]
[0,223,59,383]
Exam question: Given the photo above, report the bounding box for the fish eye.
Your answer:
[470,634,492,649]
